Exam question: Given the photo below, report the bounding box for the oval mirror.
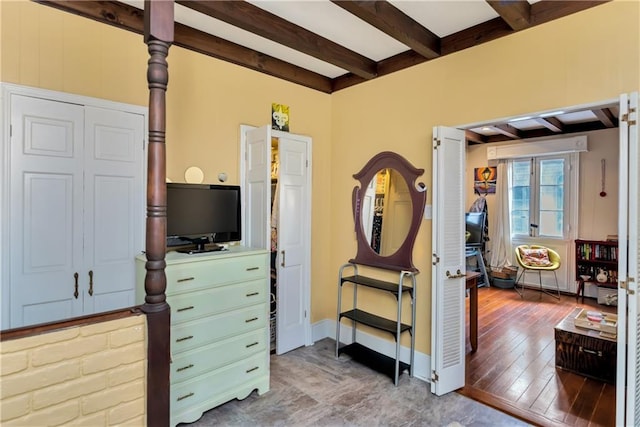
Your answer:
[361,168,412,256]
[351,152,426,272]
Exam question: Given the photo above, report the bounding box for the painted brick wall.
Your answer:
[1,315,147,426]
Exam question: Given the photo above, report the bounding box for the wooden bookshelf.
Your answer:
[575,239,618,302]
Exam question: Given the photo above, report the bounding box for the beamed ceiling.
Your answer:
[37,0,617,143]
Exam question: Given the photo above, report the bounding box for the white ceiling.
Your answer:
[121,0,535,78]
[97,0,618,142]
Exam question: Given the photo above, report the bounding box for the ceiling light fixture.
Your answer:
[508,116,533,122]
[539,111,565,118]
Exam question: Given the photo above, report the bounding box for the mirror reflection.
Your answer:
[361,168,412,256]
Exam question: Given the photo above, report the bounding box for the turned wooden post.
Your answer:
[143,1,173,425]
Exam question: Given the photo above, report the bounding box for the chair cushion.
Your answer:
[519,247,553,267]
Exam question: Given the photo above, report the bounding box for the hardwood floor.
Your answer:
[460,286,616,427]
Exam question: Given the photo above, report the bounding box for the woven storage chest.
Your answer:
[554,308,616,383]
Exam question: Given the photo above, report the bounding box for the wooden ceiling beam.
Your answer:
[332,1,440,59]
[486,0,531,31]
[492,123,522,139]
[465,130,487,145]
[35,0,333,93]
[176,0,378,80]
[35,0,612,93]
[592,108,617,128]
[534,116,564,133]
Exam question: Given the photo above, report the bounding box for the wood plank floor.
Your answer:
[459,286,616,427]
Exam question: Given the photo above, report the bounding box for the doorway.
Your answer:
[240,125,313,355]
[461,107,620,424]
[432,96,626,424]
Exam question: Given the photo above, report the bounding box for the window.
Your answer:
[509,154,573,239]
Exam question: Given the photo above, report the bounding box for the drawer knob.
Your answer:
[246,292,259,297]
[176,364,194,372]
[246,366,259,373]
[246,342,259,348]
[246,267,259,271]
[177,392,194,401]
[177,277,195,283]
[176,335,194,342]
[177,306,194,312]
[245,317,258,323]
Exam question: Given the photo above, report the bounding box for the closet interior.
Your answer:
[270,138,279,352]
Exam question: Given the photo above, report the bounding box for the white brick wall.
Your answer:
[1,315,147,426]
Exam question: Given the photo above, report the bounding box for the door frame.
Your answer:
[239,124,313,351]
[0,82,148,329]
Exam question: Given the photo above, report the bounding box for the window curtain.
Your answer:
[489,160,513,268]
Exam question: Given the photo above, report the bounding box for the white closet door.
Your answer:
[83,106,144,314]
[617,91,639,426]
[276,136,308,354]
[430,126,466,395]
[9,95,85,327]
[362,178,376,247]
[244,126,272,250]
[380,170,411,255]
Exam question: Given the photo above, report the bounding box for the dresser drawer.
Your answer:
[171,304,267,354]
[169,279,265,324]
[171,353,268,418]
[171,329,266,384]
[165,253,267,296]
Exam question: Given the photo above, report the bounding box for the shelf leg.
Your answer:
[409,273,416,378]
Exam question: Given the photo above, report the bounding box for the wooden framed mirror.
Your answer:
[350,151,427,272]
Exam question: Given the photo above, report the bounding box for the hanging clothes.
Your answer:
[469,194,489,250]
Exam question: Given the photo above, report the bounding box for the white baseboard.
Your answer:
[311,319,431,383]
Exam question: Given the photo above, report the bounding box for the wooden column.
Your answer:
[143,1,173,426]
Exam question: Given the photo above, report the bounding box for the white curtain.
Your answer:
[489,160,513,268]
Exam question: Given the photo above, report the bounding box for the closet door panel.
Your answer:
[83,107,144,313]
[9,95,84,328]
[276,138,307,354]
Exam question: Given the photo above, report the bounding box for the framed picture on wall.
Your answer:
[271,103,290,131]
[474,166,497,194]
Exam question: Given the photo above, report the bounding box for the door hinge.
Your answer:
[306,160,308,168]
[9,124,12,138]
[304,310,307,318]
[626,277,636,295]
[433,138,440,149]
[620,279,635,295]
[621,111,637,125]
[432,253,440,265]
[432,370,439,382]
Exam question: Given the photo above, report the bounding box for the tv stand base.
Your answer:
[177,245,226,255]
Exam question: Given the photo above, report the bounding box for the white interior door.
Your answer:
[361,177,376,247]
[83,106,144,314]
[9,95,85,327]
[380,169,411,255]
[617,91,639,426]
[276,136,310,354]
[243,125,271,250]
[431,126,467,395]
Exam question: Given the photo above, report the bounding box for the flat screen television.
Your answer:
[166,183,241,253]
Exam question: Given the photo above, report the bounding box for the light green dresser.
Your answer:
[136,246,270,426]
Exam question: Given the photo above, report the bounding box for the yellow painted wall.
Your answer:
[1,0,638,359]
[0,0,334,327]
[0,316,146,425]
[330,0,639,354]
